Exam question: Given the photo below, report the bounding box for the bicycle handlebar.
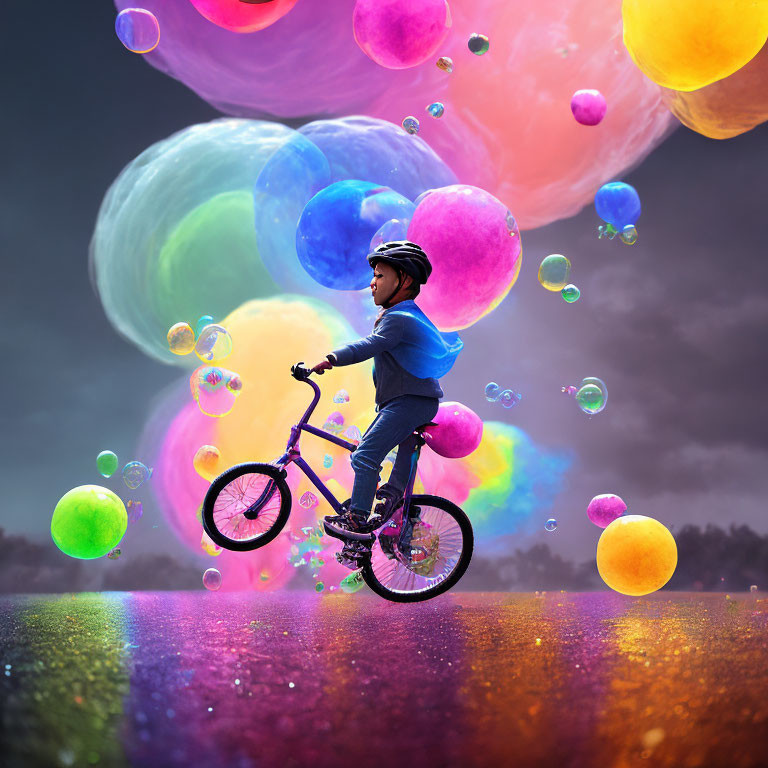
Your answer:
[290,362,313,381]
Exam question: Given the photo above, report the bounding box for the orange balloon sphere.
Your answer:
[596,515,677,596]
[661,42,768,139]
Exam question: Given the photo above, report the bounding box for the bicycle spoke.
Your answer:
[211,472,282,543]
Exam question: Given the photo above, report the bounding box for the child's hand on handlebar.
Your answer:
[311,357,334,375]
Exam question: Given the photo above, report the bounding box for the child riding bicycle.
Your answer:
[309,241,462,553]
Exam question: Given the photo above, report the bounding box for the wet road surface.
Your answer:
[1,591,767,768]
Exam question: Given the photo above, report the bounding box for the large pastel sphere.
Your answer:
[296,180,414,291]
[51,486,127,560]
[597,515,677,596]
[407,185,522,331]
[622,0,768,91]
[594,182,641,229]
[661,42,768,139]
[115,8,160,53]
[353,0,452,70]
[587,493,627,528]
[570,89,607,126]
[424,401,483,459]
[188,0,298,32]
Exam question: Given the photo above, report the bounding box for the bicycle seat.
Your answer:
[415,421,437,433]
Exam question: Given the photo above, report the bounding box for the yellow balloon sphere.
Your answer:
[193,444,221,481]
[538,254,571,292]
[596,515,677,596]
[622,0,768,91]
[167,322,195,355]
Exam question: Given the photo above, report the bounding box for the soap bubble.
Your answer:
[484,382,501,402]
[296,180,414,290]
[194,324,233,362]
[107,547,122,560]
[202,568,222,591]
[581,377,608,410]
[407,185,522,331]
[260,571,270,582]
[344,426,362,443]
[126,500,143,524]
[587,493,627,528]
[575,384,605,415]
[425,401,483,458]
[190,365,242,417]
[333,389,350,404]
[570,89,607,126]
[427,102,445,118]
[498,390,521,409]
[436,56,453,73]
[544,518,558,532]
[538,254,571,292]
[597,515,677,595]
[51,486,127,560]
[188,0,298,32]
[622,0,768,91]
[597,223,618,241]
[467,33,490,55]
[402,116,420,135]
[315,581,325,593]
[97,450,118,478]
[620,226,638,246]
[750,585,758,593]
[90,119,294,364]
[123,461,152,490]
[115,8,160,54]
[561,385,578,396]
[561,284,580,303]
[340,570,366,594]
[299,492,318,509]
[323,454,333,469]
[353,0,452,70]
[195,315,214,337]
[370,218,410,251]
[193,445,222,481]
[595,182,641,230]
[167,323,196,356]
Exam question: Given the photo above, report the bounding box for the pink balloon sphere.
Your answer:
[407,185,522,331]
[188,0,299,33]
[424,401,483,459]
[570,89,607,126]
[353,0,452,70]
[587,493,627,528]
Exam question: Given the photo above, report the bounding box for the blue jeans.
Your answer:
[349,395,440,516]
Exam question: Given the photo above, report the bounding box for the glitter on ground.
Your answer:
[0,592,766,767]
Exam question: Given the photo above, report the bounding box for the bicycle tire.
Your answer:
[202,463,292,552]
[362,494,473,603]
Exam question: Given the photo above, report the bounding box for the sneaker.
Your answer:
[335,540,371,570]
[372,483,404,522]
[323,509,378,542]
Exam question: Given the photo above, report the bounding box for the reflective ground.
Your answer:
[1,592,766,768]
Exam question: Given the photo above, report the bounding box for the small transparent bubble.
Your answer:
[485,382,501,402]
[468,33,490,55]
[620,225,638,245]
[436,56,453,73]
[402,116,420,135]
[544,518,558,532]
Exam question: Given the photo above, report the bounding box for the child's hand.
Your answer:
[311,359,333,375]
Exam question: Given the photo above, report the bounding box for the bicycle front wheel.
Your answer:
[363,494,473,603]
[202,463,291,552]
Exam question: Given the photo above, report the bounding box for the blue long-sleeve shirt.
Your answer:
[330,301,444,408]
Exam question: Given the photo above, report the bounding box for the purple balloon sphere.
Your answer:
[570,89,607,126]
[586,493,626,528]
[424,401,483,459]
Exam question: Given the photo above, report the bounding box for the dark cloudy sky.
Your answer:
[2,3,767,572]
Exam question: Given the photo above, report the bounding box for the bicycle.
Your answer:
[201,363,474,602]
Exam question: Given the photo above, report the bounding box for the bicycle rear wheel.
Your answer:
[202,463,291,552]
[362,494,473,603]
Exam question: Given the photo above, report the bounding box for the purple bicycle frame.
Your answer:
[273,374,422,516]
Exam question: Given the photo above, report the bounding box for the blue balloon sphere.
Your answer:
[296,180,414,290]
[594,182,641,230]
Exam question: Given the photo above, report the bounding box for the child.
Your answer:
[310,240,461,541]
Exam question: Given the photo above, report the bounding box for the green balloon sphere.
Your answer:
[96,450,118,478]
[51,485,127,560]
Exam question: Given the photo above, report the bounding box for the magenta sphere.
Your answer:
[407,185,522,331]
[424,401,483,459]
[353,0,452,70]
[570,89,607,126]
[586,493,627,528]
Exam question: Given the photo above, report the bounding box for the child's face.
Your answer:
[370,262,413,307]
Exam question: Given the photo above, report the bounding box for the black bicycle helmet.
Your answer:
[367,240,432,307]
